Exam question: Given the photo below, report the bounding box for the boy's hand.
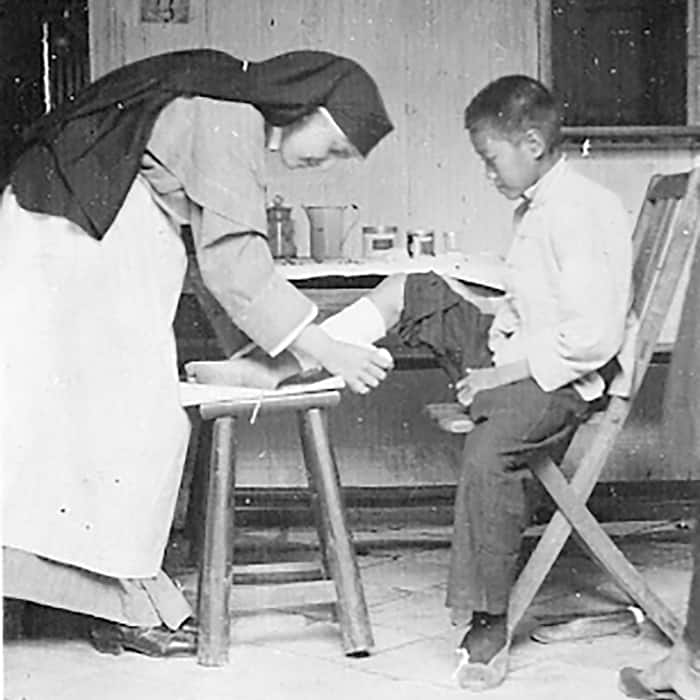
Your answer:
[318,339,393,394]
[456,360,531,407]
[456,367,500,407]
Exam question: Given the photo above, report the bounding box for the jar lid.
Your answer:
[362,225,398,234]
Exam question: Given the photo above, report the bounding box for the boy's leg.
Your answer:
[186,274,407,386]
[448,380,590,664]
[187,272,496,385]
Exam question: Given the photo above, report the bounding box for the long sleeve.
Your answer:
[193,219,317,356]
[143,96,317,356]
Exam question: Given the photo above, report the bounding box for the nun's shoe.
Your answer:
[89,620,197,658]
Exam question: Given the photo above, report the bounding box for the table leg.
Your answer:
[297,408,374,656]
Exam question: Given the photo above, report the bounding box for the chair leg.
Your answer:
[508,504,577,635]
[197,416,236,666]
[297,407,374,656]
[508,424,628,635]
[533,457,684,642]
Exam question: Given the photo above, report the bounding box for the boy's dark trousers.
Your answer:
[396,273,591,617]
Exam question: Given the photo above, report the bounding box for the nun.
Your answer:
[1,48,393,656]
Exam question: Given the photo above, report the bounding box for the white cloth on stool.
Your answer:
[0,177,190,579]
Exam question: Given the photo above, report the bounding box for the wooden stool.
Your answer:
[193,389,373,666]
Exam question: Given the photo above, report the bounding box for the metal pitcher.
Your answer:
[303,204,360,261]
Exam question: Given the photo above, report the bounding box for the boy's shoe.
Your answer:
[454,643,510,692]
[453,611,510,691]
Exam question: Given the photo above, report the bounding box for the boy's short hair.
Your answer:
[464,75,562,150]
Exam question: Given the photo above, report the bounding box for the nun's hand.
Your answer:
[320,339,394,394]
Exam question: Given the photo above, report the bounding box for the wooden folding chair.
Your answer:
[426,167,700,642]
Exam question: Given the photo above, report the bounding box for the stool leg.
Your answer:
[185,418,213,567]
[297,408,374,656]
[197,416,236,666]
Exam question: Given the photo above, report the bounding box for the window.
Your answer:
[539,0,700,137]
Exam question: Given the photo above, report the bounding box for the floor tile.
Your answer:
[368,587,455,637]
[4,526,694,700]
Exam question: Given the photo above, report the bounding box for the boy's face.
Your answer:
[469,125,543,200]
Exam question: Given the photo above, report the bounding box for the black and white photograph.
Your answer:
[2,1,700,698]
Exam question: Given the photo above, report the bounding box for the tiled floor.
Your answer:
[3,520,694,700]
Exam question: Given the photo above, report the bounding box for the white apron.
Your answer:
[1,177,190,579]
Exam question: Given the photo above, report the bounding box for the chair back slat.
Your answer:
[633,170,696,311]
[632,197,675,303]
[631,174,662,254]
[631,167,700,394]
[648,171,691,200]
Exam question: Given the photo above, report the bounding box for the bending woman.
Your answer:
[0,49,393,656]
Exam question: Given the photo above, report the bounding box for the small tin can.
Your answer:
[406,229,435,257]
[362,226,398,258]
[443,231,460,254]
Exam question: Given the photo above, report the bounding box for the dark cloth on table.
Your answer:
[9,49,393,240]
[396,272,495,384]
[397,272,593,614]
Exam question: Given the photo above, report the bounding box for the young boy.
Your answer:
[189,75,635,688]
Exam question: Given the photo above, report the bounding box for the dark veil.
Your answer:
[10,49,393,239]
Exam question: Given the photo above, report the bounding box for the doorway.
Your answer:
[0,0,89,181]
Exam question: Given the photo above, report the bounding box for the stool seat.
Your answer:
[198,389,341,420]
[193,388,373,666]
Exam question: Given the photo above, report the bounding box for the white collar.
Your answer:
[267,126,283,151]
[522,155,566,207]
[266,107,347,152]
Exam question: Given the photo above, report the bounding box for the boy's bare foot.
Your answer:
[185,353,300,389]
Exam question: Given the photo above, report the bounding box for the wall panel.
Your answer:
[88,1,700,484]
[89,0,539,256]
